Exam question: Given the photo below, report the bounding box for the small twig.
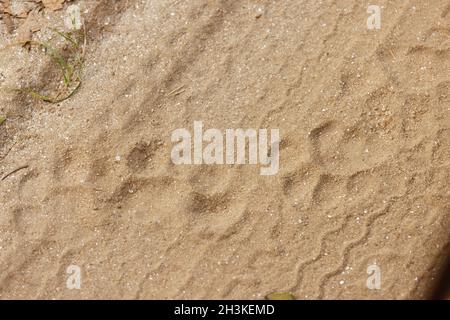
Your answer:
[389,49,396,60]
[0,141,17,161]
[1,165,29,181]
[173,89,185,96]
[167,85,185,96]
[82,22,87,58]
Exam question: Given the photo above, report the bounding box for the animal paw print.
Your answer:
[126,139,163,172]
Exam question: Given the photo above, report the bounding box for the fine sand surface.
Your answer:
[0,0,449,299]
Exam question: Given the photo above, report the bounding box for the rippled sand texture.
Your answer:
[0,0,449,299]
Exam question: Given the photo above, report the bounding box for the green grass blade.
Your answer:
[52,29,79,48]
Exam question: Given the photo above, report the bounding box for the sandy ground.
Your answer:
[0,0,449,299]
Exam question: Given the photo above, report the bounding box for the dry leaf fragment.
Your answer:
[41,0,65,11]
[9,0,38,18]
[17,26,31,44]
[16,11,30,19]
[16,10,40,45]
[0,0,14,34]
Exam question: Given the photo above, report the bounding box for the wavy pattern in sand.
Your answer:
[0,0,449,299]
